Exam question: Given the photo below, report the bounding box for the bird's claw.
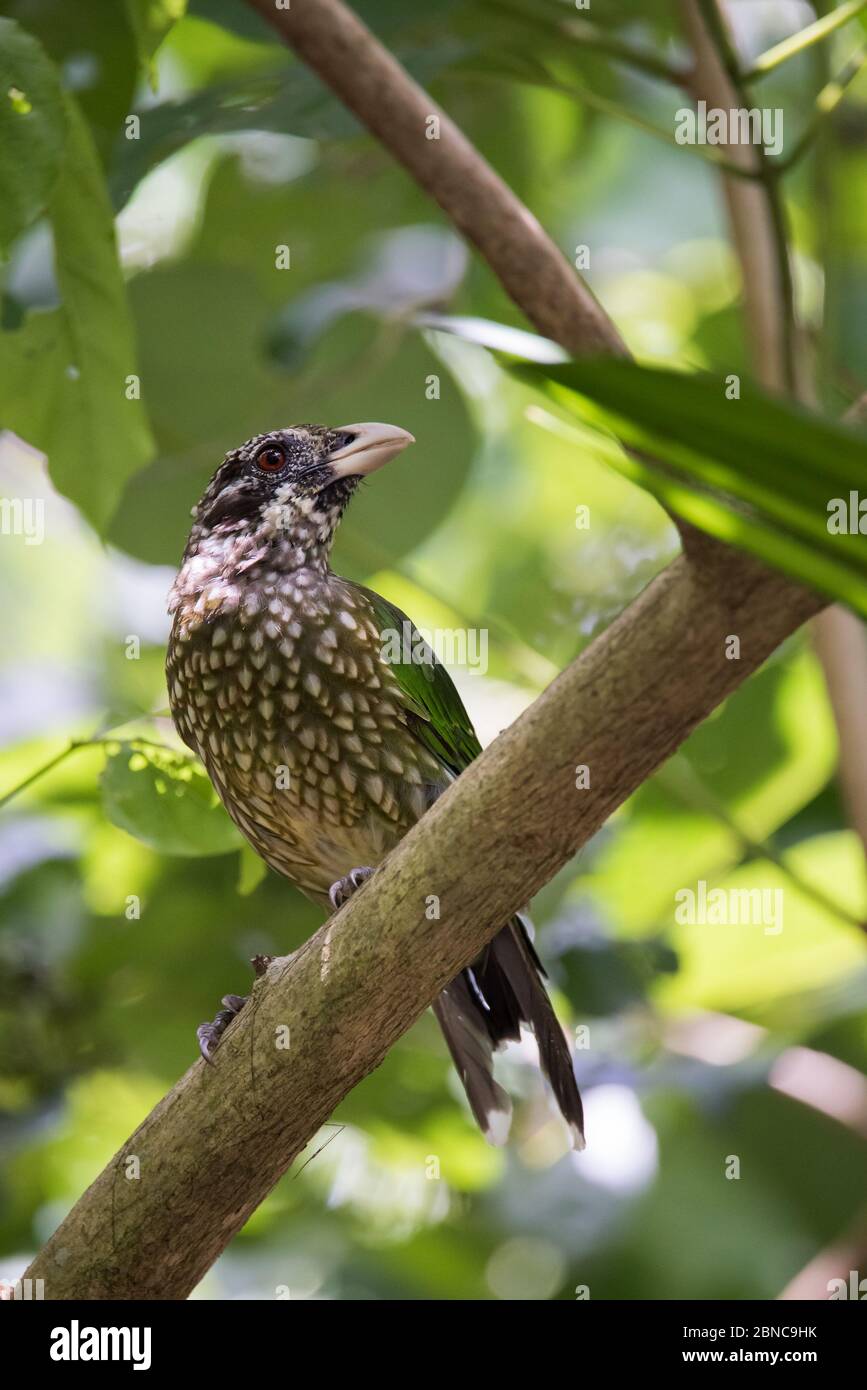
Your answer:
[196,955,275,1063]
[197,994,246,1064]
[329,866,374,912]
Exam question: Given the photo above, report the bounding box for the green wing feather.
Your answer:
[356,584,482,776]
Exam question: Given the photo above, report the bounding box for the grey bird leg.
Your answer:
[197,954,274,1063]
[328,866,374,912]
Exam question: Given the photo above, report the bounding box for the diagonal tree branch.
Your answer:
[23,0,832,1297]
[26,551,821,1298]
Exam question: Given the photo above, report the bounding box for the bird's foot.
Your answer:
[197,954,275,1063]
[328,866,374,912]
[197,995,245,1064]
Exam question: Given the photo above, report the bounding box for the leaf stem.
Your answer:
[658,757,866,935]
[0,725,177,812]
[472,63,765,180]
[0,744,83,812]
[744,0,867,81]
[776,43,867,171]
[483,0,692,87]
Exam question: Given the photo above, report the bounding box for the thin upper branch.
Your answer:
[684,0,867,870]
[681,0,797,393]
[247,0,627,359]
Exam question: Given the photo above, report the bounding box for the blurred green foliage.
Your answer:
[0,0,865,1301]
[513,355,867,615]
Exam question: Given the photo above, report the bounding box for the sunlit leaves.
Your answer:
[580,649,838,937]
[101,743,242,856]
[516,356,867,616]
[657,833,867,1016]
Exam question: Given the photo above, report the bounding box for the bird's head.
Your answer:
[185,421,414,565]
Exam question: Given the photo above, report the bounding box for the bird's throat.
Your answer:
[168,522,333,636]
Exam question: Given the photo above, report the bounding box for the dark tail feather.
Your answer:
[433,982,513,1145]
[434,916,585,1150]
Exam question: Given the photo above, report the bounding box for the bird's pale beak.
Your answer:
[327,422,415,478]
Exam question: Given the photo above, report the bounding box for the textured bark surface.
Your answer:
[23,0,830,1298]
[26,553,821,1297]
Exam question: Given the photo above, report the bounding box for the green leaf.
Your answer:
[108,35,465,209]
[0,18,66,252]
[101,743,242,857]
[1,0,139,165]
[514,357,867,617]
[0,94,154,532]
[124,0,188,88]
[110,64,357,209]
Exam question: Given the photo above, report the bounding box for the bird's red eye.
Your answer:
[257,445,287,472]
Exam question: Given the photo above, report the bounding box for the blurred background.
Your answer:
[1,0,866,1299]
